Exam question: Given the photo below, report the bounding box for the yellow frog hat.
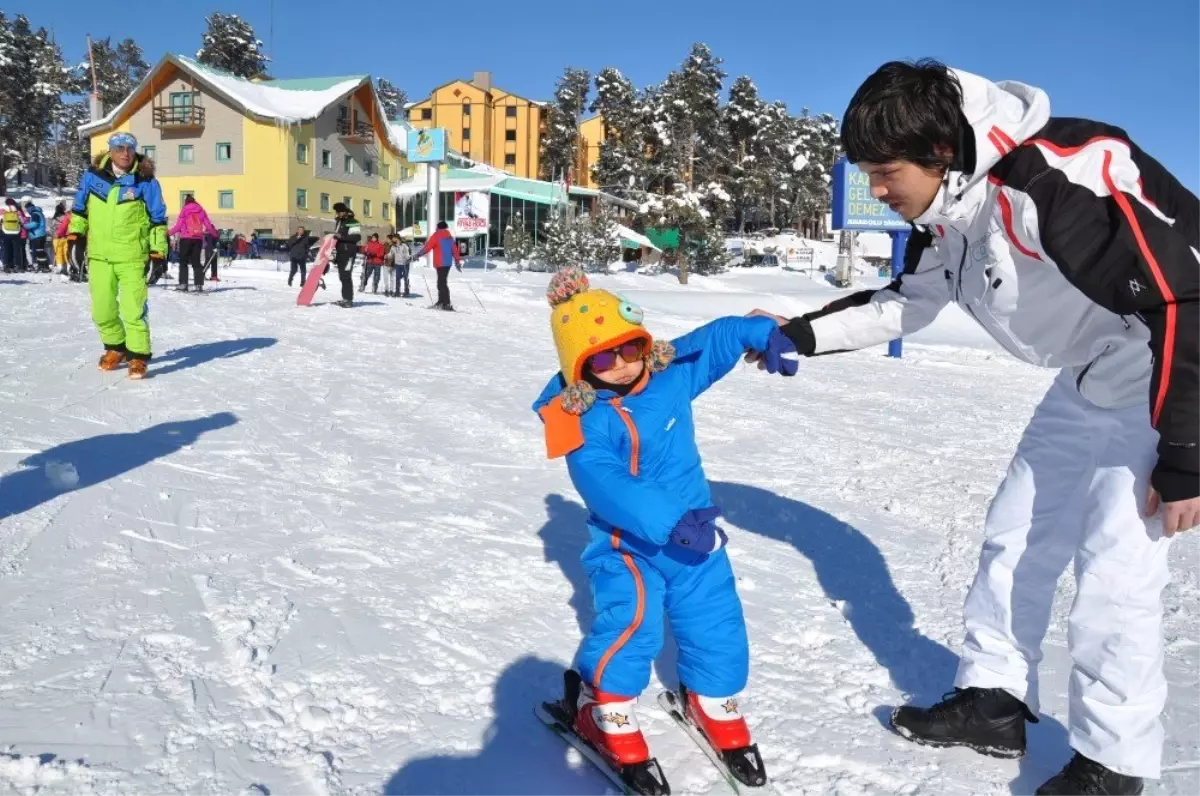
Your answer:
[539,268,675,456]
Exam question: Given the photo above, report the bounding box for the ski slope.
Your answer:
[0,262,1195,796]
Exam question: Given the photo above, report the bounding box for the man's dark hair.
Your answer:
[841,59,963,170]
[332,202,348,214]
[436,220,448,230]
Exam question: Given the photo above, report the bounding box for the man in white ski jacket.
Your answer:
[752,60,1197,796]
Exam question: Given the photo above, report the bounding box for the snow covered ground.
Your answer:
[0,262,1195,796]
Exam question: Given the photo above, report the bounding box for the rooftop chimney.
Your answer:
[472,71,492,92]
[89,93,104,122]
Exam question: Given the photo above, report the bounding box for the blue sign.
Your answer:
[407,128,447,163]
[831,158,910,231]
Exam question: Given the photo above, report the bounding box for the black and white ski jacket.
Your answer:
[783,69,1198,502]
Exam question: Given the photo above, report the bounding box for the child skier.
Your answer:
[532,267,797,794]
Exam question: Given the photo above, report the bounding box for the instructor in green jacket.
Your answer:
[69,132,167,380]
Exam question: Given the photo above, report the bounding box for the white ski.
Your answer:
[535,701,636,795]
[657,690,774,794]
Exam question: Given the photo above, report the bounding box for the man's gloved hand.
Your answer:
[149,251,165,261]
[754,327,799,376]
[668,507,727,553]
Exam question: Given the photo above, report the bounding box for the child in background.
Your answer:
[532,267,797,793]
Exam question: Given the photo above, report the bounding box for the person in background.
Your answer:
[51,202,69,273]
[68,131,167,380]
[234,234,248,263]
[331,202,361,308]
[167,195,218,291]
[249,232,260,259]
[1,198,24,273]
[22,201,49,272]
[390,234,412,297]
[416,220,462,310]
[360,233,386,294]
[286,225,317,287]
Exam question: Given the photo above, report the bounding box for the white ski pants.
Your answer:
[955,370,1172,778]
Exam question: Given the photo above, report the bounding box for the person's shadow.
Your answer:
[150,338,276,378]
[382,655,600,794]
[710,481,1069,794]
[537,495,594,636]
[0,412,238,520]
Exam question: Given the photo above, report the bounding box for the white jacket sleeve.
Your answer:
[807,243,950,354]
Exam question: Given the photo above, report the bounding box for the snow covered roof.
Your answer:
[615,224,660,252]
[80,54,404,157]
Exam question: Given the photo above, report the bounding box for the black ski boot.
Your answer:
[890,687,1032,759]
[176,284,189,292]
[1036,754,1144,795]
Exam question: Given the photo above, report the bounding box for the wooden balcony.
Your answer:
[337,118,374,143]
[153,106,206,130]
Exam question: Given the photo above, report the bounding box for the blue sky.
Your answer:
[38,0,1199,190]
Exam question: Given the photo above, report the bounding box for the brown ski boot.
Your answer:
[98,350,126,371]
[128,360,148,380]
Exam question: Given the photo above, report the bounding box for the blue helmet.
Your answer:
[107,132,138,151]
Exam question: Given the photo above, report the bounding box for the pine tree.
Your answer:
[590,68,643,195]
[689,224,730,276]
[583,207,622,273]
[0,15,69,188]
[660,43,726,191]
[503,213,534,270]
[81,37,149,110]
[196,13,269,78]
[375,77,406,120]
[532,210,577,271]
[723,76,766,231]
[539,67,590,182]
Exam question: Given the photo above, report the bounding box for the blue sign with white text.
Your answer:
[831,157,910,231]
[407,128,447,163]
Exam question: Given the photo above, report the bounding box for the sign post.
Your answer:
[831,157,911,357]
[407,128,448,269]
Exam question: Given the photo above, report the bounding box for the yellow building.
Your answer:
[406,72,548,181]
[79,53,407,240]
[576,115,606,190]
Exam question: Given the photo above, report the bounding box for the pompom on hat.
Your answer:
[538,267,675,459]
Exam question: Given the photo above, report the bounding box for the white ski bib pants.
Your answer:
[955,370,1172,778]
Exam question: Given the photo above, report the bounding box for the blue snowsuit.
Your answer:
[534,315,779,698]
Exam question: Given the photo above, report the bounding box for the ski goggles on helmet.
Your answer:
[588,339,646,372]
[107,132,138,151]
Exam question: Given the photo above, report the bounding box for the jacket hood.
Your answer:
[917,68,1050,224]
[93,152,156,179]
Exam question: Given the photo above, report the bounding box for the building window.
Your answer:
[462,127,471,141]
[296,189,308,209]
[297,142,309,164]
[343,196,352,209]
[344,154,354,174]
[215,142,232,162]
[218,190,234,209]
[178,144,194,164]
[505,129,516,142]
[381,162,390,180]
[180,190,194,206]
[338,104,348,120]
[321,149,332,168]
[364,158,374,177]
[506,106,517,118]
[320,193,330,212]
[421,108,432,120]
[142,145,156,162]
[504,153,516,166]
[382,202,390,220]
[462,102,471,116]
[363,199,372,217]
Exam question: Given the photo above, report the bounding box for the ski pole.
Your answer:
[422,270,432,302]
[468,280,485,313]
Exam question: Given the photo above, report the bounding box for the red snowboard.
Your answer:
[296,235,338,307]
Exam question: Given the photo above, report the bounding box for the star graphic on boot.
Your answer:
[602,712,630,728]
[721,699,739,714]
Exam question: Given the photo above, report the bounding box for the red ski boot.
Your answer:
[563,670,669,794]
[682,686,767,787]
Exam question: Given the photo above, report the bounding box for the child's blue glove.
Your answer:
[759,327,799,376]
[668,507,727,553]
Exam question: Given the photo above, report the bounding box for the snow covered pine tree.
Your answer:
[196,13,268,78]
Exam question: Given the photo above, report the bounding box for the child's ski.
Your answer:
[535,701,670,795]
[656,691,769,793]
